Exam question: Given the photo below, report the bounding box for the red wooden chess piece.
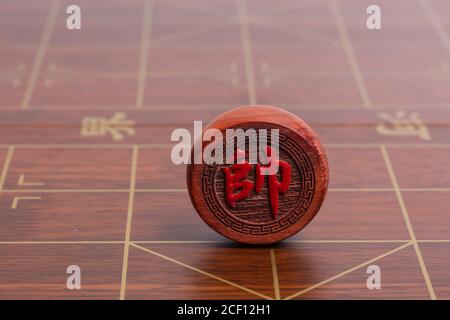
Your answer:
[187,105,329,244]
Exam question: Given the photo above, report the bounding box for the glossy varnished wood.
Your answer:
[1,0,450,300]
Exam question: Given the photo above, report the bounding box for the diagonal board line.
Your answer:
[120,146,139,300]
[328,0,371,109]
[151,18,235,48]
[130,242,273,300]
[237,0,257,105]
[251,19,340,47]
[163,0,230,18]
[270,248,281,300]
[0,147,14,194]
[380,145,436,300]
[284,242,413,300]
[136,0,154,109]
[21,0,61,110]
[419,0,450,55]
[167,0,302,21]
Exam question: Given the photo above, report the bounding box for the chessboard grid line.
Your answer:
[326,143,450,148]
[328,0,371,109]
[3,240,450,245]
[0,143,449,149]
[119,146,139,300]
[3,188,450,193]
[5,104,450,110]
[380,145,436,300]
[21,0,60,110]
[136,0,154,110]
[5,68,450,79]
[0,147,14,198]
[238,0,257,105]
[270,248,281,300]
[7,1,450,113]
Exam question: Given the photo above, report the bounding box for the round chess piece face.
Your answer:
[187,105,329,244]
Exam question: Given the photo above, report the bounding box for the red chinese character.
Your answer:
[223,149,254,208]
[255,147,291,219]
[223,147,292,219]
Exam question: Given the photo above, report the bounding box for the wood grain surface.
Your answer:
[1,0,450,299]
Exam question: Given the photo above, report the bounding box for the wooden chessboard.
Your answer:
[1,0,450,300]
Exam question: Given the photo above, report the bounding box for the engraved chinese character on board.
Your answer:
[81,112,135,141]
[376,111,431,141]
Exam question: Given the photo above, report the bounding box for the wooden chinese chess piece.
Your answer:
[187,105,329,244]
